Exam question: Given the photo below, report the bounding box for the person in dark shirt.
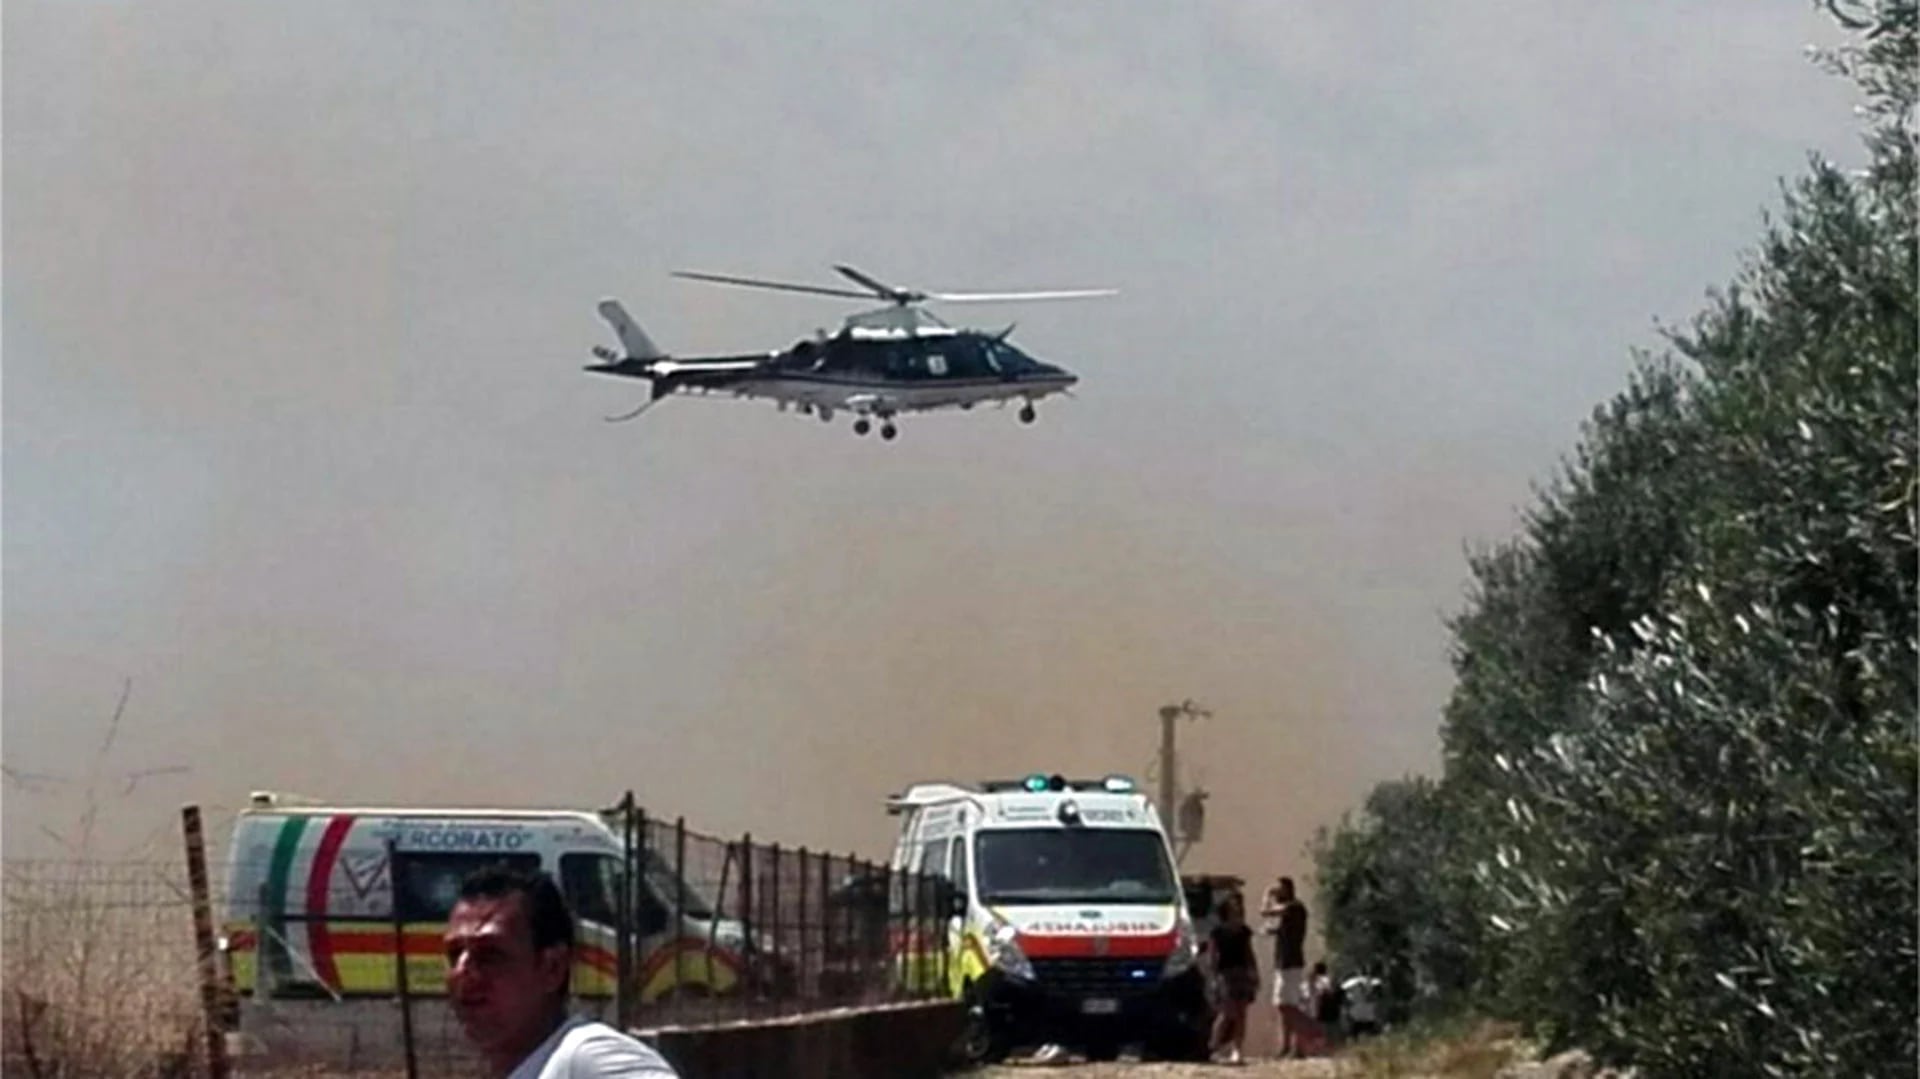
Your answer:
[1206,893,1257,1064]
[1260,875,1309,1057]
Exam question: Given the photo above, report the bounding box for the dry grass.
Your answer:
[2,859,208,1078]
[1334,1016,1533,1079]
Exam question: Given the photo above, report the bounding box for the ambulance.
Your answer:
[886,773,1212,1063]
[220,792,758,1019]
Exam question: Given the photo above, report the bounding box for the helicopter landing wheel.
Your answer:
[880,423,898,441]
[1019,404,1037,425]
[854,418,871,436]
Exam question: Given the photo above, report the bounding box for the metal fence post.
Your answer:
[706,841,731,1022]
[634,807,649,1024]
[181,805,232,1079]
[818,852,831,1003]
[768,843,782,1001]
[386,840,418,1079]
[796,846,809,1005]
[906,864,919,998]
[847,854,864,1002]
[938,870,950,997]
[925,867,935,998]
[616,791,635,1031]
[936,875,952,990]
[739,834,754,1002]
[880,862,895,999]
[673,816,687,1004]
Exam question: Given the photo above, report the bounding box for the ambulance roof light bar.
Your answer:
[975,773,1140,794]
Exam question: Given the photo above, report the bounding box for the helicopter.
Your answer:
[583,265,1114,440]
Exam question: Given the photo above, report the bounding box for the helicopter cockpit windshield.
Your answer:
[981,337,1043,375]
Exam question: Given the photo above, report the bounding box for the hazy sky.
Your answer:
[5,2,1865,892]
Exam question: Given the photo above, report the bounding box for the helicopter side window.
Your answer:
[949,336,993,378]
[840,343,883,382]
[926,353,948,377]
[828,339,875,376]
[885,341,923,380]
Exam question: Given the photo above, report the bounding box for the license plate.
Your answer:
[1081,998,1119,1015]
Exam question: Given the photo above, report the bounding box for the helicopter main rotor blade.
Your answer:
[831,264,913,301]
[928,289,1118,303]
[671,270,875,300]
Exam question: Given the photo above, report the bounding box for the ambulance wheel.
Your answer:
[959,984,1011,1064]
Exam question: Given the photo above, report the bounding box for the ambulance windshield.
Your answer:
[974,828,1178,905]
[643,852,715,920]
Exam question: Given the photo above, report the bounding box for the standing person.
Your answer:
[444,863,680,1078]
[1259,875,1308,1058]
[1307,961,1341,1053]
[1206,894,1257,1065]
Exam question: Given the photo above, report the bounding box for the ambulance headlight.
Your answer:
[988,922,1035,981]
[1162,919,1199,978]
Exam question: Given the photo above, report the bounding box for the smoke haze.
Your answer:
[5,3,1864,913]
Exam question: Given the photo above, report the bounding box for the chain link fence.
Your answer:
[2,859,208,1078]
[609,808,953,1031]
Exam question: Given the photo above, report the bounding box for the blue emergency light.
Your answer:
[1023,773,1071,792]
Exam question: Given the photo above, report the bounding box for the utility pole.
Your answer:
[1156,699,1210,839]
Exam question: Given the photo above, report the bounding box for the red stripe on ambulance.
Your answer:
[305,815,357,990]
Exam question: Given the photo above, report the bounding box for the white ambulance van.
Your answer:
[220,792,756,1026]
[886,773,1211,1063]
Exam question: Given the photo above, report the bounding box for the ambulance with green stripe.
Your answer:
[220,792,752,1006]
[886,773,1212,1064]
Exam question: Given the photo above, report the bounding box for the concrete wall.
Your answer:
[638,1000,967,1079]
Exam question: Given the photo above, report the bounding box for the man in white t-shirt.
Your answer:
[1340,973,1382,1038]
[444,864,680,1078]
[1260,875,1309,1057]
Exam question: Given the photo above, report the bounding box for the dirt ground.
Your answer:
[968,1055,1347,1078]
[961,1018,1544,1079]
